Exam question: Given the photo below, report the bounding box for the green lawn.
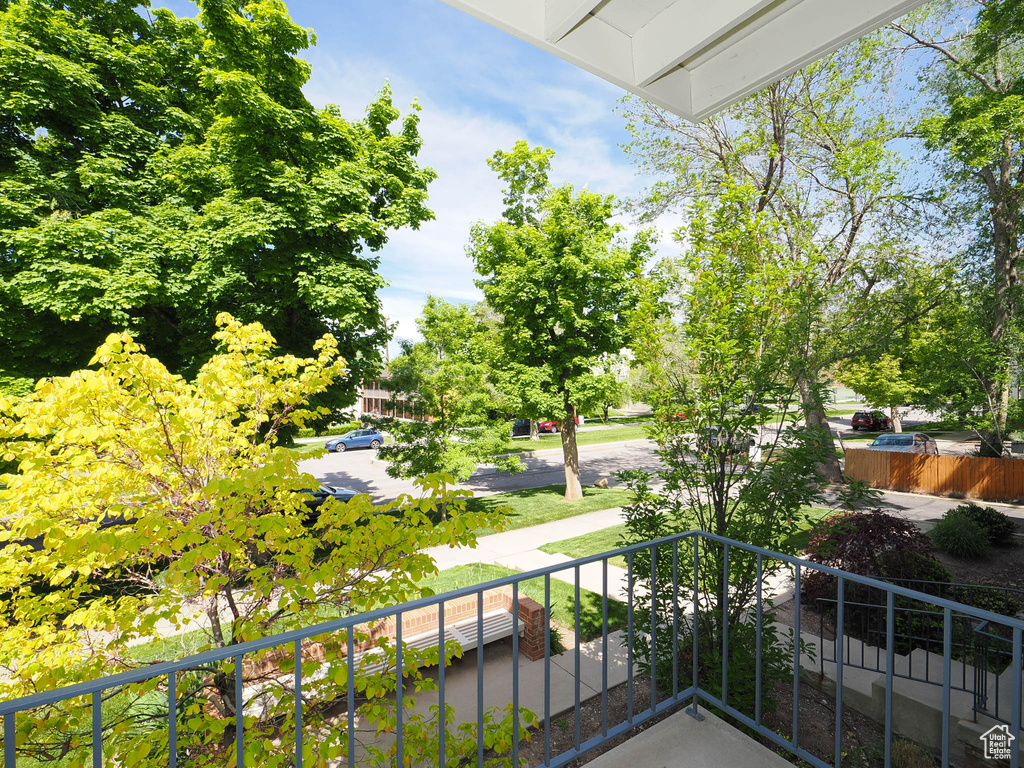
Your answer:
[466,484,634,535]
[416,563,627,642]
[540,524,630,569]
[538,507,839,566]
[504,424,650,453]
[287,441,328,457]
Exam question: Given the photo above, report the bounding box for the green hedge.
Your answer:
[295,421,364,439]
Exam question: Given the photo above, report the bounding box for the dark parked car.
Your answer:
[511,418,530,437]
[851,410,891,431]
[301,484,359,510]
[868,433,938,455]
[325,429,383,452]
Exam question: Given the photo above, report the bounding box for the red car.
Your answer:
[851,410,891,431]
[538,416,580,433]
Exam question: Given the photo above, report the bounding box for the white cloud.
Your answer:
[300,2,664,344]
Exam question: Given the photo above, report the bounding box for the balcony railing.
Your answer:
[1,531,1022,767]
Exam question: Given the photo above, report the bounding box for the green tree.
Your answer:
[622,37,942,480]
[619,185,833,715]
[469,141,653,502]
[473,302,562,441]
[0,315,519,767]
[893,0,1024,454]
[375,297,523,484]
[0,0,434,408]
[839,354,919,432]
[578,355,631,423]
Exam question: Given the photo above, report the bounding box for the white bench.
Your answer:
[241,608,525,716]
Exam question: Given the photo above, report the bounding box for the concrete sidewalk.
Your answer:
[425,507,631,599]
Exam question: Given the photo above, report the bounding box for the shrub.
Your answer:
[295,421,364,439]
[805,511,935,575]
[891,740,933,768]
[949,502,1017,545]
[803,511,944,604]
[929,512,990,559]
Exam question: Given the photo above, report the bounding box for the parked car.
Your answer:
[538,416,581,433]
[867,433,938,455]
[851,410,891,431]
[740,403,770,415]
[696,426,755,455]
[324,429,383,452]
[301,484,359,510]
[511,418,530,437]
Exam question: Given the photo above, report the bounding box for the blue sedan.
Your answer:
[325,429,384,452]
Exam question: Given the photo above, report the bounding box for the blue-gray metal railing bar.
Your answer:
[395,614,403,768]
[92,690,101,768]
[833,577,844,768]
[476,589,484,768]
[1011,628,1021,768]
[544,573,552,767]
[651,545,658,709]
[574,567,581,752]
[235,654,243,768]
[686,533,702,721]
[4,712,13,768]
[293,640,301,768]
[5,527,1023,719]
[346,630,354,768]
[942,607,952,768]
[884,591,895,768]
[792,564,801,752]
[626,551,634,724]
[672,542,679,701]
[438,601,445,767]
[601,559,609,739]
[755,553,763,728]
[721,543,729,710]
[169,669,177,768]
[512,580,520,768]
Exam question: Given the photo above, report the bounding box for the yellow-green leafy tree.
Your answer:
[0,315,526,767]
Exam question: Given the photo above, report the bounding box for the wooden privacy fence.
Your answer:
[844,449,1024,502]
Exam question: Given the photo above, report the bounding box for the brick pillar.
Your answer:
[516,595,547,661]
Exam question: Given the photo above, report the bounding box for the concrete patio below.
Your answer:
[587,709,794,768]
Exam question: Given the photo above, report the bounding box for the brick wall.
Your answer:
[235,587,548,686]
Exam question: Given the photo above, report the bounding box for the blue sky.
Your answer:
[158,0,664,344]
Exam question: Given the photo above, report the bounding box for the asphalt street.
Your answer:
[301,435,1024,532]
[299,439,663,503]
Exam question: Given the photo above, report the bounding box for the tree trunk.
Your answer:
[980,152,1020,457]
[561,396,583,502]
[529,419,540,441]
[891,406,902,434]
[797,376,844,483]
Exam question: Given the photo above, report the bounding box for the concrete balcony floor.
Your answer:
[587,709,794,768]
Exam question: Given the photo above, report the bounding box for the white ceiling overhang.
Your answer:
[437,0,926,121]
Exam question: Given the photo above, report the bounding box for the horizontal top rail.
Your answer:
[2,529,1023,716]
